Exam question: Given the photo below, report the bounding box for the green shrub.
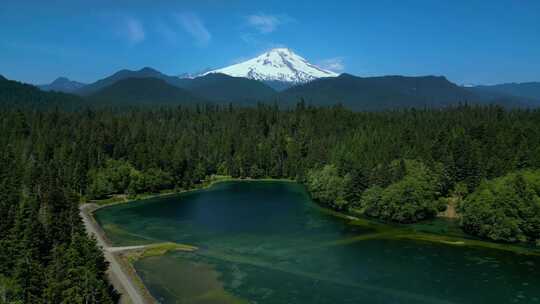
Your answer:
[360,160,443,223]
[460,170,540,243]
[306,164,351,210]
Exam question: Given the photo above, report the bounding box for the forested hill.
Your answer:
[0,76,84,110]
[75,67,185,96]
[467,82,540,107]
[277,74,506,110]
[174,73,277,104]
[89,77,207,106]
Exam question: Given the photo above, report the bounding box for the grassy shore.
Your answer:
[125,242,198,263]
[319,206,540,256]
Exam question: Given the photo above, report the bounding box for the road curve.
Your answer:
[80,204,149,304]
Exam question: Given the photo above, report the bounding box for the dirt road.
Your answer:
[80,204,149,304]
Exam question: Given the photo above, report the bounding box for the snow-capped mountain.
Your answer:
[203,48,339,84]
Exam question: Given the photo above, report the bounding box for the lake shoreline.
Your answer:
[87,178,539,302]
[91,177,539,256]
[93,180,540,304]
[90,175,295,210]
[84,177,296,303]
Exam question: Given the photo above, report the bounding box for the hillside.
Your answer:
[76,67,185,96]
[89,77,206,106]
[278,74,484,110]
[0,75,83,109]
[467,82,540,106]
[176,73,277,104]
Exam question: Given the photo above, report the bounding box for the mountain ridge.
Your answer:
[89,77,205,106]
[75,67,185,96]
[176,73,276,104]
[23,65,540,110]
[0,76,83,109]
[277,73,482,110]
[467,82,540,102]
[39,77,86,93]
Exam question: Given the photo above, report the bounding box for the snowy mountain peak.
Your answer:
[203,48,339,83]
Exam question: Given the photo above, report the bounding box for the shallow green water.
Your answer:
[95,181,540,304]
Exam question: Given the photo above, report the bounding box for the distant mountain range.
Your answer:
[5,48,540,111]
[466,82,540,105]
[38,77,86,93]
[67,67,277,105]
[5,70,538,111]
[278,74,479,111]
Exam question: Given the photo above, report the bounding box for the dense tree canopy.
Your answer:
[0,158,116,303]
[460,170,540,243]
[306,164,351,210]
[359,160,445,223]
[87,159,172,199]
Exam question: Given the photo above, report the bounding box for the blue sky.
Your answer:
[1,0,539,85]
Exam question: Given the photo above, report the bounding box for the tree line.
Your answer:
[1,103,540,302]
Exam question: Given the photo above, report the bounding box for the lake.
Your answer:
[95,181,540,304]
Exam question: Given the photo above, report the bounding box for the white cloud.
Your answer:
[247,14,279,33]
[123,17,145,44]
[175,12,211,47]
[319,57,345,73]
[246,13,293,34]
